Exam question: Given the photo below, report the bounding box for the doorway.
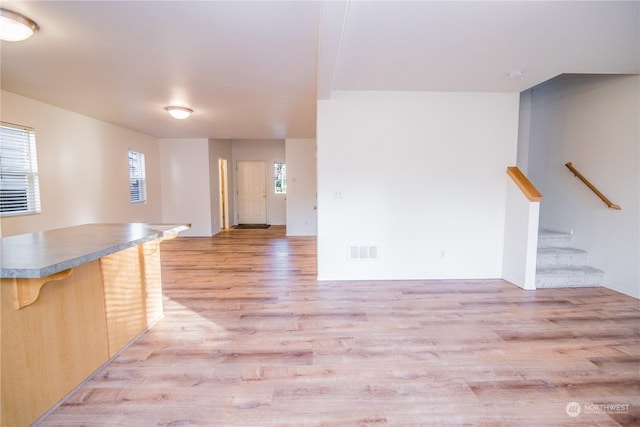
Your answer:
[218,158,229,229]
[237,161,267,224]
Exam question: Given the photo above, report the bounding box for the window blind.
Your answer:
[128,149,147,204]
[0,122,41,216]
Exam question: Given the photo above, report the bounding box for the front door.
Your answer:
[237,161,267,224]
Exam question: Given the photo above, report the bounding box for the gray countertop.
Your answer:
[0,223,190,279]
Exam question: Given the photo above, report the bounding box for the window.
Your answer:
[274,162,286,194]
[128,149,147,204]
[0,122,41,216]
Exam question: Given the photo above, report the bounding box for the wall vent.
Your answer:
[348,245,378,260]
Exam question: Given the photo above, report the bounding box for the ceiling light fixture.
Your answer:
[165,106,193,120]
[508,69,525,78]
[0,8,39,42]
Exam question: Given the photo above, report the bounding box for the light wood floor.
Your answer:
[38,226,639,426]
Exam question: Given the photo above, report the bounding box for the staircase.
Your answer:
[536,229,604,288]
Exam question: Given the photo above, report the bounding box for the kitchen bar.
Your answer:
[0,223,189,426]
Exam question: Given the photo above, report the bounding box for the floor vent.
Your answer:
[348,245,378,260]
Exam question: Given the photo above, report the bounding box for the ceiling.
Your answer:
[1,1,638,140]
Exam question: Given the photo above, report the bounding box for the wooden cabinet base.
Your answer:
[1,260,109,427]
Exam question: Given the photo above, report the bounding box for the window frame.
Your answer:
[0,122,41,217]
[274,162,286,194]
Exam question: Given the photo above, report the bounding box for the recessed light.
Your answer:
[165,106,193,120]
[0,8,39,42]
[508,69,525,78]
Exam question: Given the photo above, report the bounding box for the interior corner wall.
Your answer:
[285,138,317,236]
[208,139,233,235]
[516,90,533,175]
[317,91,520,281]
[158,138,213,237]
[231,140,286,225]
[0,90,162,237]
[526,74,640,298]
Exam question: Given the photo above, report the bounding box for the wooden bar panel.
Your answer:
[141,240,164,326]
[1,260,109,427]
[100,240,166,358]
[100,246,147,357]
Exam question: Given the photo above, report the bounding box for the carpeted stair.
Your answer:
[536,229,604,288]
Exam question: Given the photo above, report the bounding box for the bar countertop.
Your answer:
[0,223,189,279]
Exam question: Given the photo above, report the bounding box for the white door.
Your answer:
[237,161,267,224]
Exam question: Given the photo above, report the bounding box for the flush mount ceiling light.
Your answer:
[165,106,193,120]
[508,69,526,78]
[0,8,39,42]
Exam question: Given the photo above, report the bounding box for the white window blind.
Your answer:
[128,149,147,204]
[0,122,41,216]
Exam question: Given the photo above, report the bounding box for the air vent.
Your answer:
[348,245,378,260]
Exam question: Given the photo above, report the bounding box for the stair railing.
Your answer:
[507,166,542,201]
[565,162,621,210]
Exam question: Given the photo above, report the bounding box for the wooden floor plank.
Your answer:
[36,226,639,426]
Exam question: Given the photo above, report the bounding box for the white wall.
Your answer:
[285,138,317,236]
[158,139,213,237]
[317,91,520,280]
[502,177,540,290]
[232,140,286,225]
[526,74,640,298]
[0,91,162,236]
[208,139,233,235]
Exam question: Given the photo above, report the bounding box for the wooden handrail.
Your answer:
[565,162,621,210]
[507,166,542,202]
